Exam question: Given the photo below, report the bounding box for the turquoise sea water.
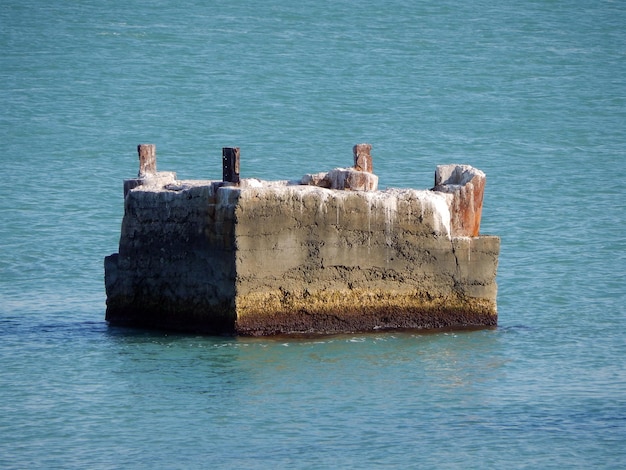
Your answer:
[1,0,625,468]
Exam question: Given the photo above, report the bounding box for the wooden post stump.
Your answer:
[353,143,373,173]
[137,144,156,178]
[222,147,240,184]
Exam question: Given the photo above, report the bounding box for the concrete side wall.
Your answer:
[105,183,240,333]
[234,186,499,335]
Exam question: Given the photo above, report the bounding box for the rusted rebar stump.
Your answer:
[433,164,486,237]
[138,144,157,178]
[222,147,240,184]
[353,143,373,173]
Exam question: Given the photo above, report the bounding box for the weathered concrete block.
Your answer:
[106,175,499,335]
[123,171,177,197]
[105,145,498,335]
[329,168,379,191]
[301,168,378,191]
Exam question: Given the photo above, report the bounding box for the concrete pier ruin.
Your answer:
[104,144,500,335]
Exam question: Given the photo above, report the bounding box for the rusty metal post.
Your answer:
[353,143,373,173]
[222,147,240,184]
[137,144,156,178]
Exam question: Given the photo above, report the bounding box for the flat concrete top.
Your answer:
[129,176,454,238]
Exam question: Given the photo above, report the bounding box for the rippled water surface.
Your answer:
[1,0,625,468]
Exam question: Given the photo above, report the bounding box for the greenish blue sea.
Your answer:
[1,0,625,468]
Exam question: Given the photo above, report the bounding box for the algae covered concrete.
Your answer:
[105,145,499,335]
